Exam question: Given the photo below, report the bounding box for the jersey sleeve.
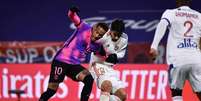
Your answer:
[116,42,127,59]
[116,33,128,59]
[161,10,173,27]
[151,11,170,50]
[68,10,82,27]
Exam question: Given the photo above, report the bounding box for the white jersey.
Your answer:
[90,32,128,65]
[89,32,128,93]
[151,6,201,66]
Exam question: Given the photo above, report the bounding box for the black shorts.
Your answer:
[49,59,86,83]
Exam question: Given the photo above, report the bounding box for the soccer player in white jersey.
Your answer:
[150,0,201,100]
[89,19,128,101]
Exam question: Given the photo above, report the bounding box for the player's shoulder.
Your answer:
[77,21,92,34]
[119,33,128,45]
[190,8,201,16]
[77,21,91,29]
[161,8,177,20]
[162,8,176,15]
[82,21,92,28]
[121,33,128,40]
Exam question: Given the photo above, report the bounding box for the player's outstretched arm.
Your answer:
[68,6,81,26]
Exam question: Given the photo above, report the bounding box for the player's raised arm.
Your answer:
[68,6,81,27]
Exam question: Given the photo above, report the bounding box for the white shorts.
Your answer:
[168,63,201,92]
[89,62,126,94]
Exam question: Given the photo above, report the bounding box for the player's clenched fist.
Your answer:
[149,48,158,61]
[69,5,80,13]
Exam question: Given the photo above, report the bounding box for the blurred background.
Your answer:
[0,0,201,101]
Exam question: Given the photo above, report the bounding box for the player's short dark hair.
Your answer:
[96,23,109,31]
[176,0,191,6]
[111,19,125,37]
[177,0,192,2]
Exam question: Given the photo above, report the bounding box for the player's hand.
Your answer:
[69,6,80,13]
[149,48,158,61]
[105,54,118,64]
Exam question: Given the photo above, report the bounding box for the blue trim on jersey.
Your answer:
[161,18,171,27]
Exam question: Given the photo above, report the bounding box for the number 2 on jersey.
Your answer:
[183,21,193,37]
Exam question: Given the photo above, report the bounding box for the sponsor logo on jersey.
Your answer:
[177,38,197,48]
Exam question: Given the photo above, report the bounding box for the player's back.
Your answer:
[164,6,201,65]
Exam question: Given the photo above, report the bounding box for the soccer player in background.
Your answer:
[150,0,201,100]
[89,19,128,101]
[39,6,109,101]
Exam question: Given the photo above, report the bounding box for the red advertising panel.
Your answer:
[0,64,199,101]
[0,42,167,64]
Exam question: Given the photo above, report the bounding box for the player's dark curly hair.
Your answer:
[96,23,109,32]
[111,19,125,37]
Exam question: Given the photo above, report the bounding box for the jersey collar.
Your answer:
[179,6,190,10]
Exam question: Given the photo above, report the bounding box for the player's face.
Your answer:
[91,25,106,42]
[109,30,121,42]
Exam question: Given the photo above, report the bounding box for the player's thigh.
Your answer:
[168,64,188,89]
[48,60,67,90]
[189,64,201,92]
[67,64,89,81]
